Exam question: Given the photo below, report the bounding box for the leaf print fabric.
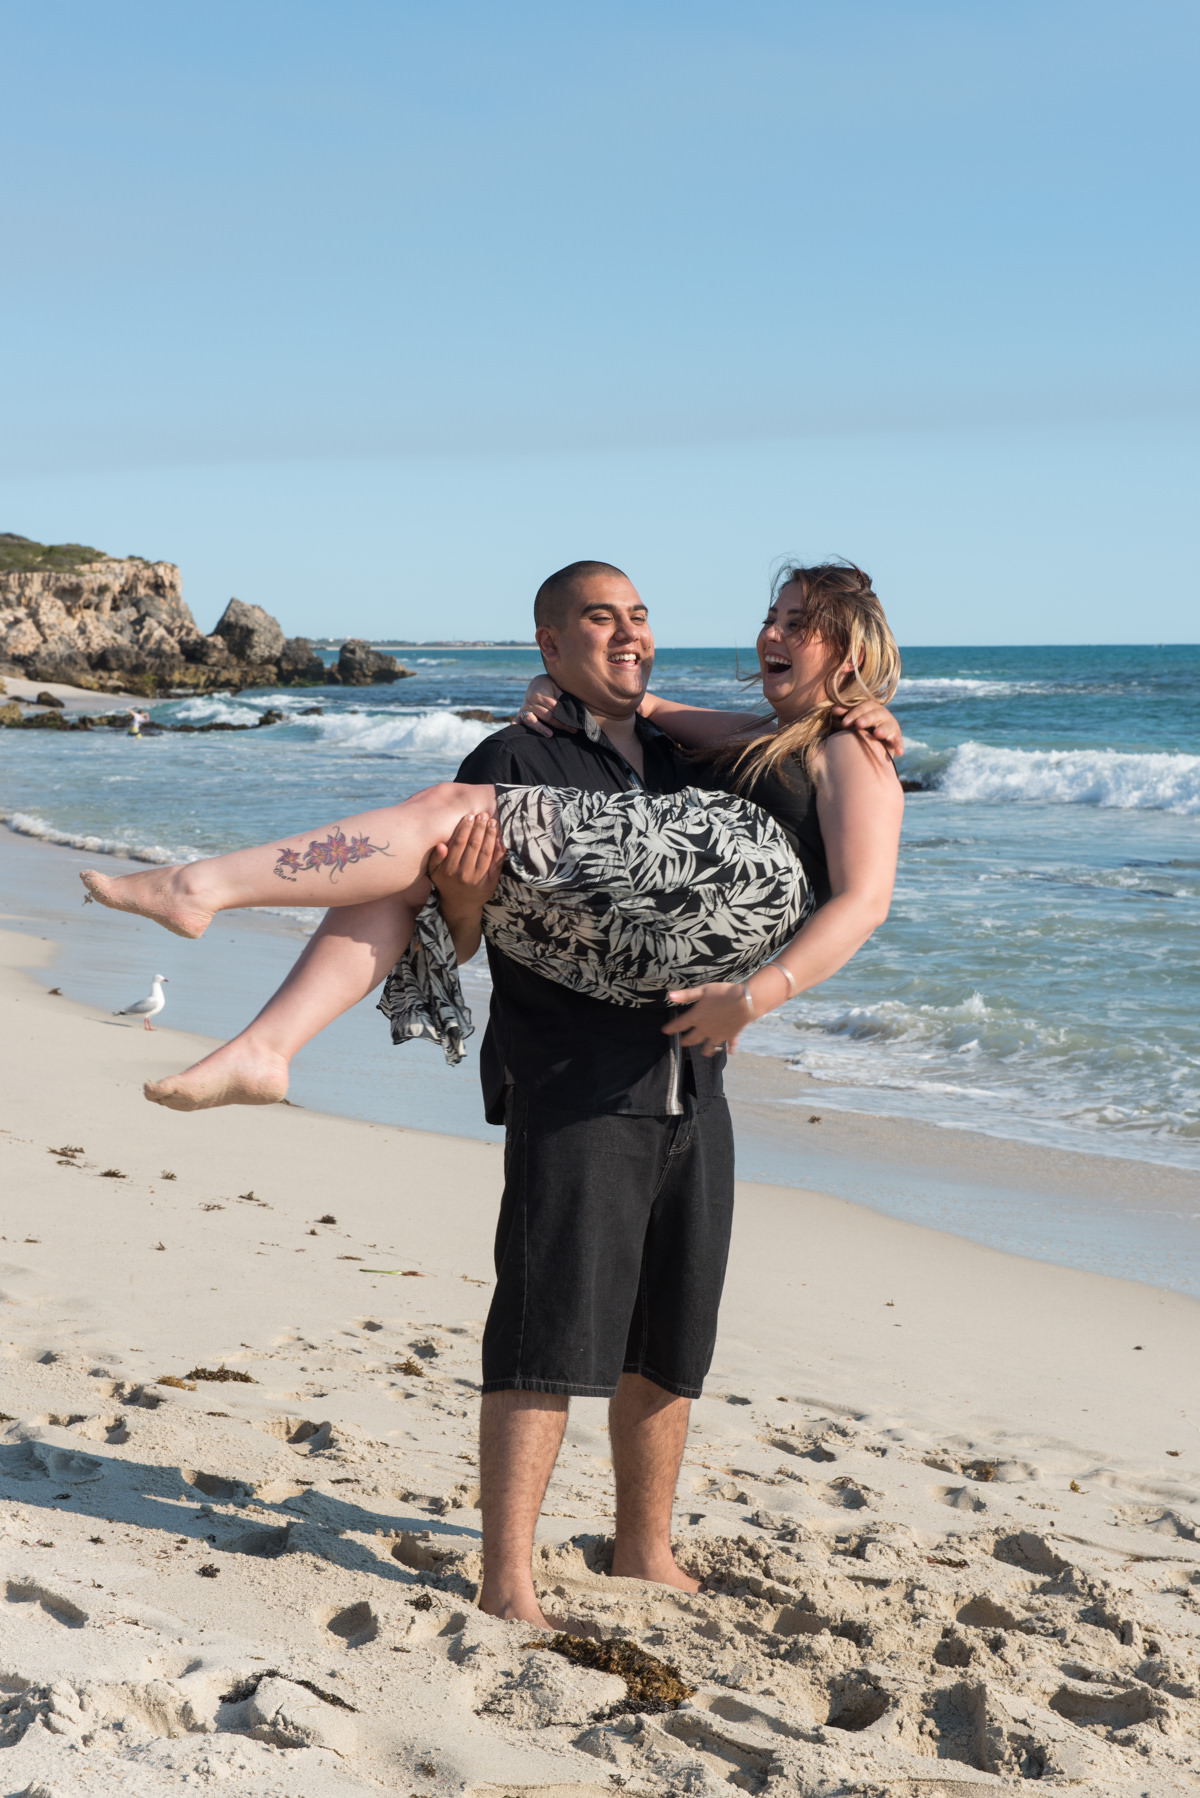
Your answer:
[377,890,473,1064]
[378,784,812,1066]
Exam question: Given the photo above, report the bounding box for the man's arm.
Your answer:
[430,812,505,963]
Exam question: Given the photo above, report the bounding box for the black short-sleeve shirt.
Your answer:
[455,691,727,1122]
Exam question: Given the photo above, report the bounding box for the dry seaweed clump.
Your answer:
[536,1634,692,1713]
[186,1365,256,1384]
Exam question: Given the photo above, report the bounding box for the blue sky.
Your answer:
[2,1,1196,644]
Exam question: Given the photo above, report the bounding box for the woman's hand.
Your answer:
[830,699,904,758]
[429,812,506,962]
[517,674,569,737]
[661,982,753,1057]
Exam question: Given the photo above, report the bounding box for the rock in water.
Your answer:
[336,637,408,684]
[211,597,286,665]
[278,636,328,683]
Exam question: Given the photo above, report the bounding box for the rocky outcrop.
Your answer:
[0,535,411,695]
[211,597,285,665]
[336,638,409,685]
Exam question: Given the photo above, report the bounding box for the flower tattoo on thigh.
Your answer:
[273,828,392,883]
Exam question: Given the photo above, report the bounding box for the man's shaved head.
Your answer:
[533,560,630,631]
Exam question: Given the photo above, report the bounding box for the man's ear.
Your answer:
[535,624,559,667]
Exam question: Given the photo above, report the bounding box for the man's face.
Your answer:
[535,575,655,717]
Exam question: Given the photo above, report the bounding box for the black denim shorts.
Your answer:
[481,1090,735,1400]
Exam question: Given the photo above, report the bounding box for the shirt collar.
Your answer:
[550,687,670,748]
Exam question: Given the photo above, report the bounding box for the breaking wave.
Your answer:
[896,676,1041,700]
[310,708,497,757]
[155,697,500,760]
[900,741,1200,813]
[1,810,197,865]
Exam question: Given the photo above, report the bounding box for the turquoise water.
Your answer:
[2,643,1198,1168]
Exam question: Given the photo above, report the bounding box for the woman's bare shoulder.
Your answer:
[812,727,898,788]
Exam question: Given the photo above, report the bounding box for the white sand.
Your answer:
[0,676,140,714]
[1,923,1199,1794]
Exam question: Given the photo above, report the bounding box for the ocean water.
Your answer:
[2,643,1198,1170]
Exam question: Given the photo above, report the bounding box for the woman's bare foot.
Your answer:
[80,865,213,940]
[144,1039,289,1111]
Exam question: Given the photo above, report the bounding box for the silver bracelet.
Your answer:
[769,962,797,997]
[742,963,795,1021]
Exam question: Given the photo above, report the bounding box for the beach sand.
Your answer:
[0,676,141,715]
[2,911,1200,1793]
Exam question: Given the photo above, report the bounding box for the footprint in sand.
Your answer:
[817,1476,874,1510]
[0,1442,104,1484]
[1114,1504,1199,1540]
[324,1600,380,1648]
[955,1594,1026,1630]
[929,1483,989,1513]
[181,1468,252,1504]
[5,1579,88,1627]
[766,1433,838,1463]
[71,1414,130,1445]
[256,1416,335,1453]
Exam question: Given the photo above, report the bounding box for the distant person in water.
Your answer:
[81,559,904,1630]
[126,708,150,737]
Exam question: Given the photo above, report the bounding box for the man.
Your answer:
[438,560,896,1628]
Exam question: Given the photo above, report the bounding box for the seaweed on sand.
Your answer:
[532,1634,692,1712]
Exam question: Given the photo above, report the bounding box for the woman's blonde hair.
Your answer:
[715,560,901,791]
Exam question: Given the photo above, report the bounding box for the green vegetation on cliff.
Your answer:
[0,532,111,573]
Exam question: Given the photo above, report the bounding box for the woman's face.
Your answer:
[756,584,846,721]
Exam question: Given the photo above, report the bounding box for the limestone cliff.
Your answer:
[0,535,409,693]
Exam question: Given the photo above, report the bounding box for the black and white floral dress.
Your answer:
[378,783,813,1065]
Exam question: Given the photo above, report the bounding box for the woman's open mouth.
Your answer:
[763,654,792,673]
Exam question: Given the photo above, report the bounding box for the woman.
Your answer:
[80,561,904,1107]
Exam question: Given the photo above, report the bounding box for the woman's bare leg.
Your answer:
[145,892,420,1111]
[79,782,497,939]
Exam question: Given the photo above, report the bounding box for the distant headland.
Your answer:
[0,533,412,696]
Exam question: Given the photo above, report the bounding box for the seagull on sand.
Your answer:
[115,975,168,1031]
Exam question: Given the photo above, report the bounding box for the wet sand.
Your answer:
[6,821,1200,1297]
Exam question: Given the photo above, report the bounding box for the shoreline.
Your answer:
[1,914,1199,1790]
[4,821,1198,1301]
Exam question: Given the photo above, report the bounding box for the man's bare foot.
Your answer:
[144,1040,289,1111]
[609,1548,700,1593]
[80,866,213,940]
[477,1587,568,1631]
